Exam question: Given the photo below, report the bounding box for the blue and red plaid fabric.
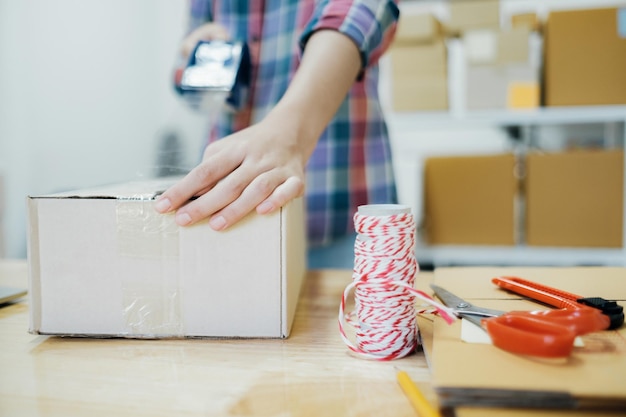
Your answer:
[185,0,399,247]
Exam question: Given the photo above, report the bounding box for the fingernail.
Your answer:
[176,212,192,226]
[155,197,171,213]
[257,201,274,214]
[209,215,226,231]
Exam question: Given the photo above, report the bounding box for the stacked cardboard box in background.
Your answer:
[526,149,624,248]
[449,0,542,111]
[423,153,518,245]
[544,7,626,106]
[390,3,626,110]
[423,149,624,248]
[390,13,448,111]
[465,28,540,110]
[511,12,541,33]
[446,0,500,36]
[391,1,626,250]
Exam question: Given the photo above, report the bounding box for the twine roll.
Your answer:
[339,204,455,360]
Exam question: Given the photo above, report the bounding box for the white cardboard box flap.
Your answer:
[28,179,306,338]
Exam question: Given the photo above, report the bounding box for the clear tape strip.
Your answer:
[116,199,183,337]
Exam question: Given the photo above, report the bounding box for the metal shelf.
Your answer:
[388,105,626,128]
[387,105,626,267]
[415,244,625,267]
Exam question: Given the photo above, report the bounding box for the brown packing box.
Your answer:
[426,266,626,411]
[496,28,530,65]
[466,64,507,109]
[447,0,500,36]
[423,154,517,245]
[394,13,443,45]
[511,12,541,32]
[27,178,307,338]
[544,7,626,106]
[506,64,541,109]
[463,27,531,65]
[390,40,448,111]
[467,63,539,110]
[507,81,540,109]
[525,149,624,248]
[464,28,539,110]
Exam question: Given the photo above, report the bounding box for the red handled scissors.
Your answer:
[431,284,610,358]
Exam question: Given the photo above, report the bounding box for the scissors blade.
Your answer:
[430,284,505,320]
[430,284,472,310]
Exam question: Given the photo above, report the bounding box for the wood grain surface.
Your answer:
[0,261,434,417]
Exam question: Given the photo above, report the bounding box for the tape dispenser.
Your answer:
[175,40,250,112]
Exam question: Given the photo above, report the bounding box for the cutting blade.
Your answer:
[430,284,505,327]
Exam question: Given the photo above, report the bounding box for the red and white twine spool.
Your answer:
[339,204,456,360]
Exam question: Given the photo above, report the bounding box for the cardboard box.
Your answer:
[511,12,540,32]
[464,28,540,110]
[394,13,443,45]
[526,149,624,248]
[463,30,498,65]
[423,154,518,245]
[463,28,530,65]
[507,81,540,108]
[391,40,448,111]
[447,0,500,36]
[544,7,626,106]
[467,64,539,110]
[496,28,530,65]
[466,64,507,109]
[505,59,541,109]
[27,178,306,338]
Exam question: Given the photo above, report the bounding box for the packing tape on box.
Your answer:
[116,199,179,258]
[116,199,184,337]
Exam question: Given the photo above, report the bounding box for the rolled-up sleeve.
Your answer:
[299,0,399,72]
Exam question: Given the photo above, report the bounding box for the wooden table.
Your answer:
[0,260,434,417]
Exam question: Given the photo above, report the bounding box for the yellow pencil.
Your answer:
[396,370,442,417]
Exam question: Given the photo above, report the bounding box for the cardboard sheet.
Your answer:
[425,267,626,412]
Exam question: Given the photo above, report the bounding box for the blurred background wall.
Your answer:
[0,1,207,258]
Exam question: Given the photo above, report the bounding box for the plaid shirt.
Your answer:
[186,0,399,247]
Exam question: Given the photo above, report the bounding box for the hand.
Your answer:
[180,22,230,59]
[154,117,308,230]
[159,29,361,231]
